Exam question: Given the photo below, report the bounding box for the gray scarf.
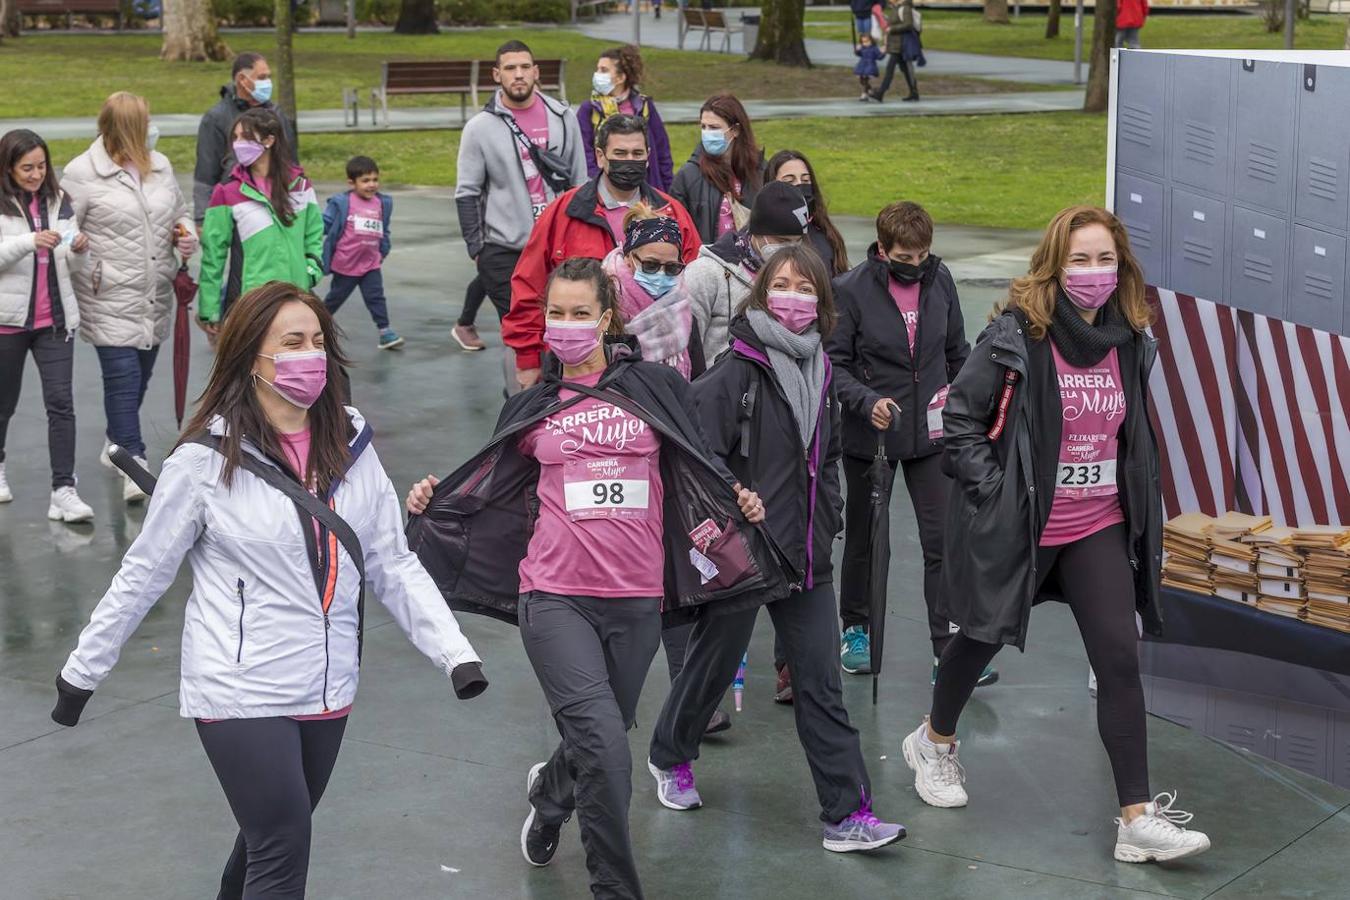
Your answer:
[746,309,826,448]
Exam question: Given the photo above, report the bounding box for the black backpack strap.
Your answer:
[190,434,369,661]
[738,374,759,460]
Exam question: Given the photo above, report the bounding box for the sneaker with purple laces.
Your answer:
[647,759,702,810]
[822,801,906,853]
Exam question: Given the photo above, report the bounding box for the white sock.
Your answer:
[917,722,939,751]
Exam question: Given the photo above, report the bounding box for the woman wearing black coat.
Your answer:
[901,206,1211,865]
[669,93,764,245]
[646,244,906,855]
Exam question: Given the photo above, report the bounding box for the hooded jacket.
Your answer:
[669,147,765,246]
[320,190,393,275]
[59,407,483,719]
[576,92,675,192]
[0,190,82,333]
[937,309,1164,650]
[405,346,792,623]
[198,164,324,323]
[827,243,969,462]
[503,176,700,370]
[694,317,843,596]
[192,84,293,223]
[61,137,193,349]
[454,90,589,259]
[685,228,755,365]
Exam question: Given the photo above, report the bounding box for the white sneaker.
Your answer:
[123,457,149,503]
[1114,791,1211,863]
[902,719,968,808]
[48,486,94,523]
[0,462,11,503]
[99,442,116,470]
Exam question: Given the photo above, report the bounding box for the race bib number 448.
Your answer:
[563,458,651,520]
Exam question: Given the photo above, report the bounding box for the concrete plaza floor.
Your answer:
[1,187,1347,899]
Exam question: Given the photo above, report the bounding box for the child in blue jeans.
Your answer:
[854,33,884,101]
[321,155,402,349]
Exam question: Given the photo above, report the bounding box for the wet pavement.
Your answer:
[1,185,1345,899]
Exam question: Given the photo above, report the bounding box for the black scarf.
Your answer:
[1047,290,1133,368]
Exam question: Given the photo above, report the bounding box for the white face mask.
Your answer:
[146,124,160,151]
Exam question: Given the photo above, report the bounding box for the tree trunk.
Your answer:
[1083,0,1116,112]
[984,0,1010,24]
[394,0,438,34]
[274,0,297,125]
[1046,0,1062,38]
[750,0,811,67]
[3,0,20,38]
[160,0,231,62]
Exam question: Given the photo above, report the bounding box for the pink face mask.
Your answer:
[546,319,603,366]
[1062,265,1118,310]
[256,350,328,409]
[233,139,266,167]
[766,290,819,334]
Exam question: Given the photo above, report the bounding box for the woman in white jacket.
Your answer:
[61,92,198,504]
[0,128,94,522]
[52,280,488,899]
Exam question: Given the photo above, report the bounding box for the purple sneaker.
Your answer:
[822,800,906,853]
[648,759,702,810]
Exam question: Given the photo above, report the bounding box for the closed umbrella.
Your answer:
[172,260,198,428]
[868,402,902,705]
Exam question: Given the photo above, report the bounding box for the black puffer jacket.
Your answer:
[693,317,842,601]
[937,308,1164,649]
[406,344,791,624]
[827,244,969,462]
[669,147,765,245]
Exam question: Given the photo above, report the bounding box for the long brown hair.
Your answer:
[233,107,299,226]
[999,205,1152,339]
[738,243,837,338]
[0,129,59,216]
[178,281,354,494]
[697,93,762,200]
[767,149,848,275]
[98,91,152,175]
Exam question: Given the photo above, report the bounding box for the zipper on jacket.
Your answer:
[235,578,246,663]
[321,612,331,713]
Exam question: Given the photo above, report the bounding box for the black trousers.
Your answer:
[456,274,488,327]
[196,716,348,900]
[520,593,663,900]
[476,243,520,322]
[649,583,871,824]
[0,328,76,489]
[929,523,1150,806]
[875,54,918,99]
[840,452,953,656]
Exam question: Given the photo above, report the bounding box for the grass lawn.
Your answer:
[806,9,1350,59]
[0,29,1038,119]
[50,110,1106,230]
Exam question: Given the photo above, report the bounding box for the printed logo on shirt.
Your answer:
[1056,366,1125,423]
[544,405,649,454]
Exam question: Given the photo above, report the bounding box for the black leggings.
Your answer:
[929,523,1149,806]
[196,716,348,900]
[456,274,488,328]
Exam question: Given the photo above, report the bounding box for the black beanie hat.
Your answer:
[748,181,810,237]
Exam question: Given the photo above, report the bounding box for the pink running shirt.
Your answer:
[509,95,552,220]
[886,276,920,354]
[329,191,384,277]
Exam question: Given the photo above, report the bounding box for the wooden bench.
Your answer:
[679,7,742,54]
[570,0,612,20]
[472,58,567,108]
[17,0,123,29]
[362,59,568,128]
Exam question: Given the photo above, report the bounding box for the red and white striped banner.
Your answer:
[1148,286,1350,527]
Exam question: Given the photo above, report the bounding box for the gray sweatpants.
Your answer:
[648,582,872,824]
[519,592,663,900]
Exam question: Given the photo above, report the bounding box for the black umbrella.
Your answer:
[868,402,902,705]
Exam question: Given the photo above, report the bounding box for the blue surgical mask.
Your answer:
[592,71,614,96]
[701,129,730,157]
[633,268,678,299]
[250,78,274,104]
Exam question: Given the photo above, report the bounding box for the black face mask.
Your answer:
[605,159,647,192]
[888,255,931,285]
[796,182,816,213]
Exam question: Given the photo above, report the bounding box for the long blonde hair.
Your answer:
[998,205,1152,339]
[98,91,152,174]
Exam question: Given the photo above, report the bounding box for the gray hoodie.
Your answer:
[454,91,588,258]
[685,229,756,363]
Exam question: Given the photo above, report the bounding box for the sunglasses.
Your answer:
[633,258,686,277]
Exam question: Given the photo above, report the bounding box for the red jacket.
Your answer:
[1116,0,1148,29]
[504,177,701,370]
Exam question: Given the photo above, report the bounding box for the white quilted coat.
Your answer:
[61,137,192,349]
[0,191,82,332]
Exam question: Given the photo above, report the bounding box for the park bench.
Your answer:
[679,7,742,54]
[17,0,123,29]
[570,0,612,20]
[358,59,568,128]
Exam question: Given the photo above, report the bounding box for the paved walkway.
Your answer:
[578,10,1080,84]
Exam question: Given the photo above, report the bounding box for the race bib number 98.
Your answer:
[563,458,650,520]
[1055,458,1117,498]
